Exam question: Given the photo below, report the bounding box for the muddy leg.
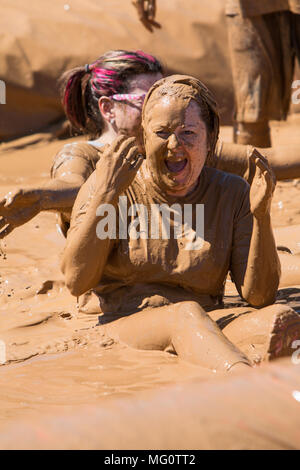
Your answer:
[278,252,300,287]
[210,304,300,364]
[105,301,250,372]
[234,121,271,148]
[263,145,300,180]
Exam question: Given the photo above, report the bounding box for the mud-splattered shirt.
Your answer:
[51,141,101,235]
[51,140,254,237]
[68,164,253,316]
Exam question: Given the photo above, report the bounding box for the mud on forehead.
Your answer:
[143,83,203,124]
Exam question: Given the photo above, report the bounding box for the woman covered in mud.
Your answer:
[0,50,300,292]
[61,75,300,373]
[1,50,300,241]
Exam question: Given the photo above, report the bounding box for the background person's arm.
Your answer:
[262,145,300,180]
[0,147,94,238]
[215,142,300,181]
[0,179,82,239]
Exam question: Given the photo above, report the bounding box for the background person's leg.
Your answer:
[214,141,300,181]
[227,12,295,147]
[262,145,300,179]
[209,304,300,364]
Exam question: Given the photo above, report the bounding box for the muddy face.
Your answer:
[143,95,208,196]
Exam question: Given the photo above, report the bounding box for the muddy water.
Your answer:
[1,358,300,449]
[0,138,213,428]
[0,124,300,448]
[0,342,213,426]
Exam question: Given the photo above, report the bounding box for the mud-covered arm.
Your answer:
[214,141,300,182]
[47,141,101,208]
[0,145,96,238]
[61,170,116,296]
[61,136,143,297]
[212,142,271,184]
[44,147,97,210]
[262,145,300,180]
[230,156,280,307]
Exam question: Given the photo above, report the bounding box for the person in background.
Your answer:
[0,50,163,237]
[1,49,300,292]
[132,0,300,147]
[61,75,300,372]
[226,0,300,147]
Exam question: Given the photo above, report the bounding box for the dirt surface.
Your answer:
[0,117,299,449]
[1,1,300,448]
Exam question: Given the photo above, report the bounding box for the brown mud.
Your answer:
[1,359,300,450]
[0,119,300,449]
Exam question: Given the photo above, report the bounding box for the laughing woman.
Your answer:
[1,51,300,242]
[62,75,300,373]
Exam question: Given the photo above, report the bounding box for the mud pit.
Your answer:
[0,116,300,449]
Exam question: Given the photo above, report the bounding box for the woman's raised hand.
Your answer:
[0,188,42,239]
[96,135,144,195]
[132,0,160,32]
[249,153,276,219]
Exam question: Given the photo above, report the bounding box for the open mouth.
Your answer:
[165,158,188,173]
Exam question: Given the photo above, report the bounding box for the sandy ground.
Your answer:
[0,119,300,449]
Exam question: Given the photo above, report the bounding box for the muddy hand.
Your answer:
[96,135,144,195]
[246,147,271,185]
[132,0,161,32]
[249,155,276,219]
[0,188,41,238]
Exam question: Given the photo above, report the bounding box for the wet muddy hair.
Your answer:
[59,50,163,137]
[142,75,219,165]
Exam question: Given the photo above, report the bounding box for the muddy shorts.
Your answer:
[227,11,300,122]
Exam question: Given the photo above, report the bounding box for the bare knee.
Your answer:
[172,301,207,325]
